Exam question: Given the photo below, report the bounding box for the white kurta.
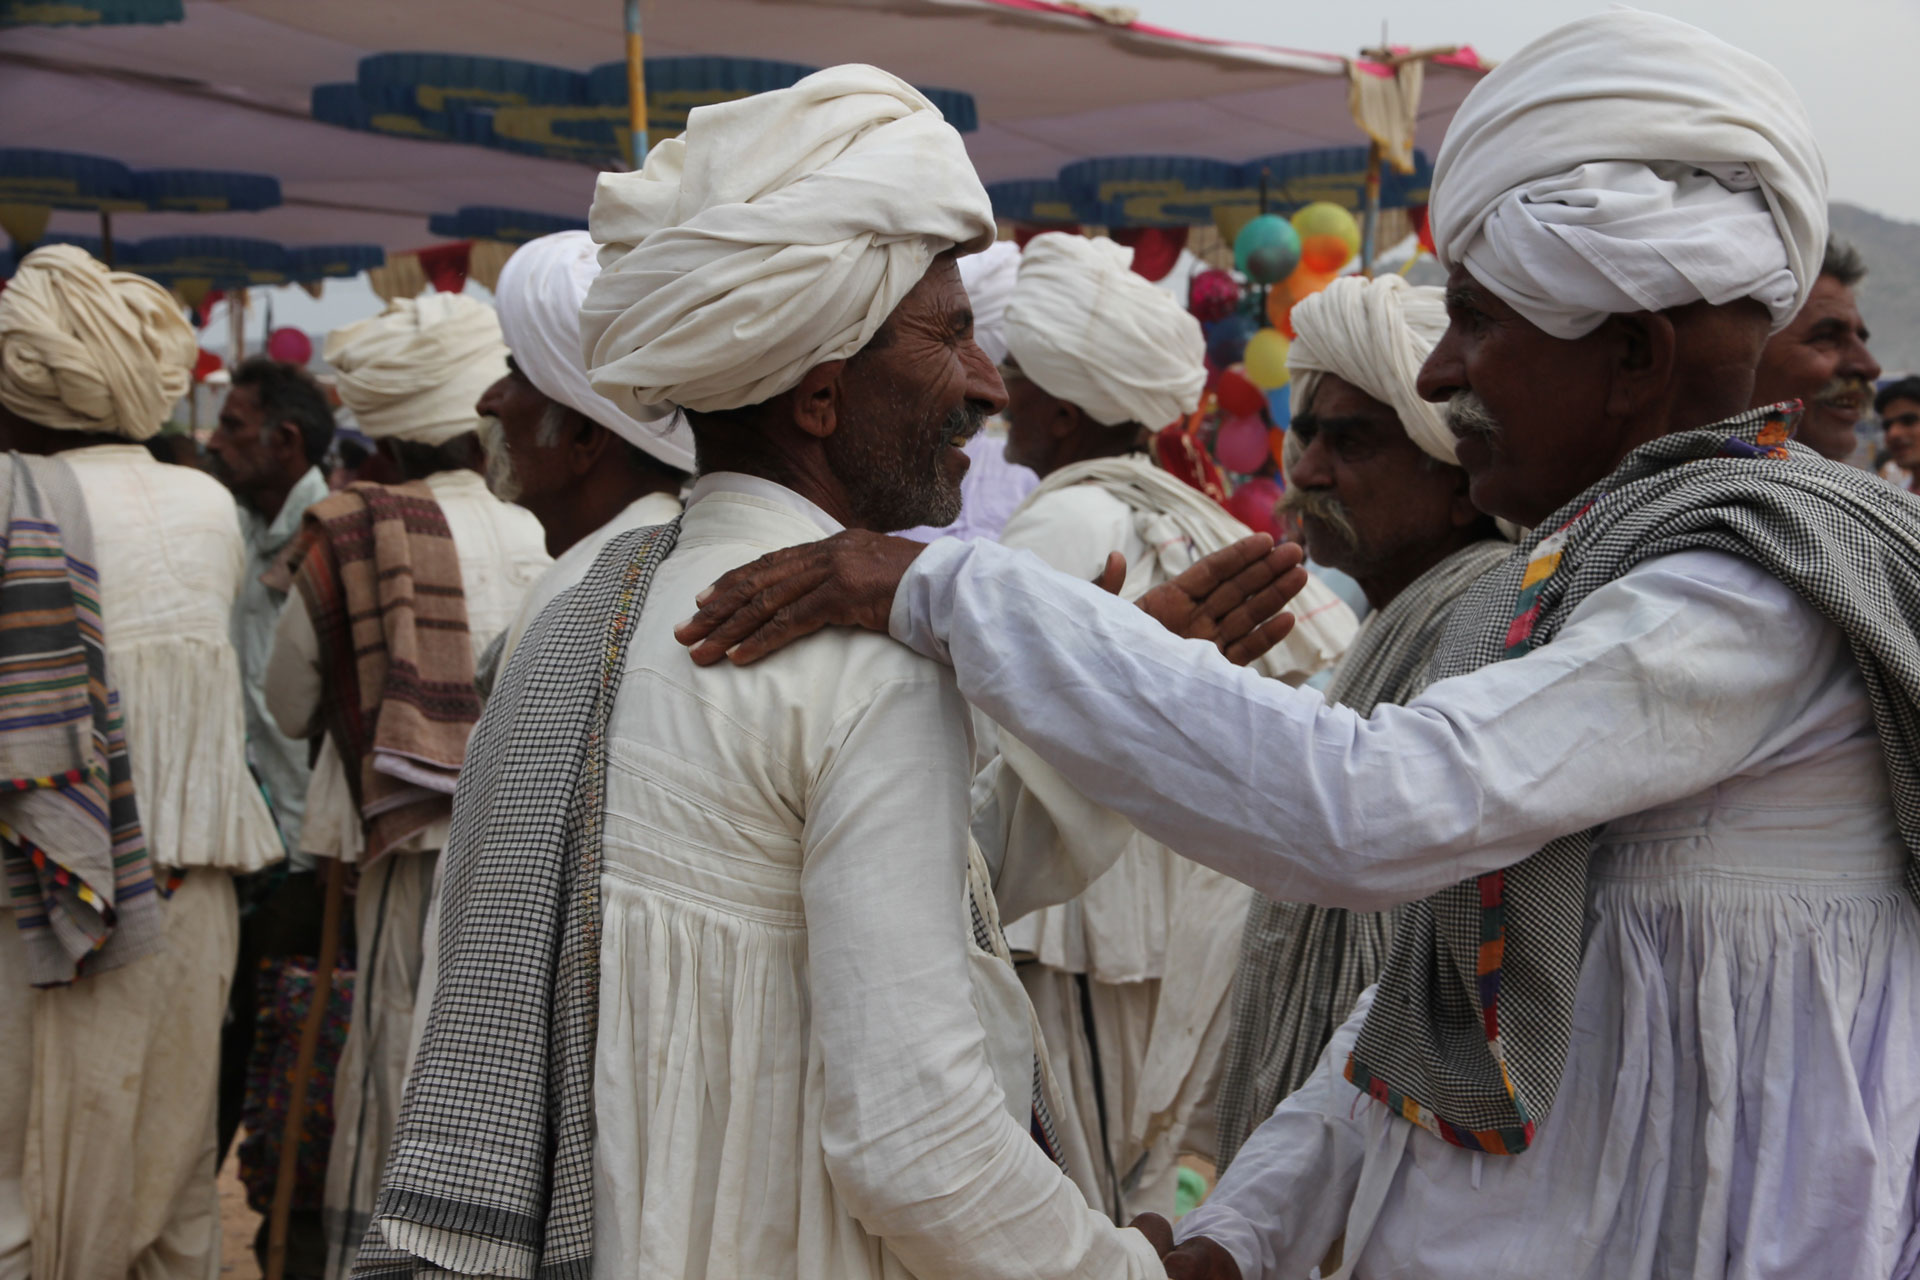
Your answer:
[891,537,1920,1279]
[262,467,548,1280]
[989,466,1284,1218]
[590,473,1159,1280]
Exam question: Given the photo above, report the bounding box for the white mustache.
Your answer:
[476,416,522,503]
[1447,390,1501,442]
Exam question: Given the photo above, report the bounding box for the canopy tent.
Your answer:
[1,0,1485,259]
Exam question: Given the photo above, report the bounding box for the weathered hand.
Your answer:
[1127,1214,1242,1279]
[674,530,925,666]
[1135,534,1310,667]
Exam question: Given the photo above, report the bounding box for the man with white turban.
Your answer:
[679,13,1920,1277]
[263,292,548,1280]
[478,229,694,679]
[0,244,283,1279]
[984,229,1356,1222]
[1214,275,1509,1174]
[357,65,1166,1280]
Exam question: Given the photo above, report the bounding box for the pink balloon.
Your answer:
[1226,476,1285,539]
[1213,413,1270,474]
[265,326,313,365]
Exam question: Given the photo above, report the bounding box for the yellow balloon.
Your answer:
[1290,201,1361,257]
[1244,327,1291,390]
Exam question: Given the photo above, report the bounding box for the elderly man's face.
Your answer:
[1748,274,1880,462]
[1280,376,1476,598]
[475,356,570,506]
[827,254,1007,530]
[1418,268,1645,528]
[208,384,297,511]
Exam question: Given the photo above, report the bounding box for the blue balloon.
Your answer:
[1233,214,1302,284]
[1267,385,1292,428]
[1206,314,1259,369]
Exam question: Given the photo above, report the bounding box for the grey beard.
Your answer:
[1276,485,1359,552]
[1446,389,1501,443]
[477,416,521,504]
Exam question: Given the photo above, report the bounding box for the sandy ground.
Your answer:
[218,1159,262,1280]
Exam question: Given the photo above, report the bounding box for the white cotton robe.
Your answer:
[588,474,1160,1280]
[890,536,1920,1280]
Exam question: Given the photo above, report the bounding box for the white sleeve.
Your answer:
[892,538,1840,909]
[264,593,324,740]
[802,672,1160,1280]
[1174,988,1379,1279]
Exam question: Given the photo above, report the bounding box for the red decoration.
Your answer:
[1410,205,1436,255]
[1187,268,1241,323]
[1013,222,1083,249]
[416,241,473,293]
[1153,414,1229,507]
[265,327,313,365]
[1215,367,1265,418]
[192,348,224,382]
[1111,225,1190,282]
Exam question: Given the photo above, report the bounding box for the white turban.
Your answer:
[1431,9,1827,340]
[494,231,695,473]
[324,294,506,445]
[0,244,194,442]
[959,240,1020,367]
[582,64,995,418]
[1002,232,1205,429]
[1289,276,1454,463]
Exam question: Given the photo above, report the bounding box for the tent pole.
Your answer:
[99,210,114,268]
[1360,140,1382,277]
[624,0,649,169]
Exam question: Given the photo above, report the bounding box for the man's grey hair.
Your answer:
[1823,237,1867,289]
[535,400,570,448]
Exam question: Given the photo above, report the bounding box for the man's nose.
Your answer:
[1418,326,1466,404]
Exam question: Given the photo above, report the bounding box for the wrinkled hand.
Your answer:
[1128,1214,1243,1280]
[675,529,924,666]
[1136,534,1309,667]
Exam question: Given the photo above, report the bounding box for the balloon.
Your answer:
[266,326,313,364]
[1215,367,1265,418]
[1243,328,1291,390]
[1187,268,1241,323]
[1269,427,1289,471]
[1206,313,1258,369]
[1282,263,1338,307]
[1226,475,1285,540]
[192,348,224,382]
[1233,213,1302,285]
[1291,201,1361,259]
[1267,384,1291,428]
[1299,233,1353,275]
[1214,414,1270,474]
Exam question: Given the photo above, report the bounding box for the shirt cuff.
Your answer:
[888,534,973,665]
[1173,1203,1261,1280]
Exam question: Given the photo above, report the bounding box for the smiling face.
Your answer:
[1882,396,1920,472]
[1749,274,1881,461]
[825,254,1007,530]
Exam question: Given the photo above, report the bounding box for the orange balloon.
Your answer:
[1283,263,1338,302]
[1300,232,1352,275]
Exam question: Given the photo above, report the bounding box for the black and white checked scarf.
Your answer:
[1214,537,1510,1168]
[1346,405,1920,1153]
[352,520,680,1280]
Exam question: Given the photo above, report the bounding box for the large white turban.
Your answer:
[494,231,695,473]
[324,294,506,445]
[0,244,194,442]
[1289,276,1454,463]
[1431,9,1827,340]
[1002,232,1205,429]
[582,64,995,418]
[958,239,1020,367]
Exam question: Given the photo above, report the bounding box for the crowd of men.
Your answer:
[3,8,1920,1280]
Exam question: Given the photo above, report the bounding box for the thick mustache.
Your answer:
[944,402,988,443]
[1277,486,1357,547]
[1814,377,1875,408]
[1446,390,1501,441]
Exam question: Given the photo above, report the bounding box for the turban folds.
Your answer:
[1289,276,1454,463]
[1002,232,1205,429]
[1431,9,1827,339]
[324,294,506,445]
[494,231,695,473]
[958,240,1020,367]
[582,64,995,418]
[0,244,194,441]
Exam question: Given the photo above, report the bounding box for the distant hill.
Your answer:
[1832,202,1920,377]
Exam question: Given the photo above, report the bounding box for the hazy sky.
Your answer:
[1136,0,1918,223]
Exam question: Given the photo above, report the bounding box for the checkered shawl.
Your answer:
[280,481,481,863]
[351,520,680,1280]
[1345,404,1920,1152]
[1215,538,1509,1167]
[0,453,163,987]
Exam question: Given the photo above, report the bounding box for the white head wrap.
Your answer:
[1431,9,1827,340]
[582,64,995,419]
[0,244,194,442]
[1289,276,1454,463]
[958,240,1020,367]
[494,231,695,473]
[323,294,506,445]
[1001,232,1205,429]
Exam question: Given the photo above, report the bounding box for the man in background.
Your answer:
[1749,239,1880,462]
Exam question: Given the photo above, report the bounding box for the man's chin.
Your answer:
[1798,406,1861,462]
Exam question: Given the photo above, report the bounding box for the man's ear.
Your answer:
[1602,311,1676,422]
[273,420,306,469]
[789,360,848,440]
[1052,395,1085,441]
[567,415,616,477]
